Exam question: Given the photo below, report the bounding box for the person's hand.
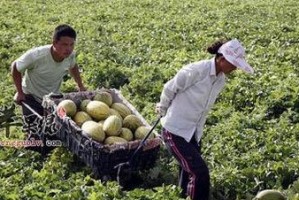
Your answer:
[13,92,25,105]
[77,85,87,92]
[155,103,167,117]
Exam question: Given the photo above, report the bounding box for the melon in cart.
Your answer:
[119,127,134,141]
[80,99,91,112]
[86,100,110,120]
[81,120,106,142]
[94,91,113,106]
[57,99,77,117]
[123,114,144,131]
[73,111,92,127]
[111,103,131,119]
[103,115,123,136]
[104,136,127,145]
[135,126,155,140]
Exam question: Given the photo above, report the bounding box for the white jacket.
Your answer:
[159,57,226,142]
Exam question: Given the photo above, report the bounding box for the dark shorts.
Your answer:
[21,94,44,116]
[21,94,61,154]
[21,94,44,136]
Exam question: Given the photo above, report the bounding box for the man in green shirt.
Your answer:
[11,24,86,153]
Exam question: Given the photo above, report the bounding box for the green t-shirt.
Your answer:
[16,45,76,99]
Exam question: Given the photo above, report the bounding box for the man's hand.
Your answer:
[14,92,25,105]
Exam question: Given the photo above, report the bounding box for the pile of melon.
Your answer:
[57,91,155,145]
[253,189,286,200]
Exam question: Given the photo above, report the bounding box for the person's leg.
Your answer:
[21,94,44,115]
[21,94,44,152]
[189,137,210,200]
[161,129,187,196]
[178,165,189,198]
[22,94,43,133]
[162,129,210,200]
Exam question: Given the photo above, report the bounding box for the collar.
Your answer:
[210,57,217,76]
[210,57,226,78]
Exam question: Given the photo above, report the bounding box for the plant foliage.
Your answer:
[1,0,299,199]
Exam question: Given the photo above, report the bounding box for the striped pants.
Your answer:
[161,128,210,200]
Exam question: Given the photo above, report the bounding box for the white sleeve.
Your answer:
[159,64,201,109]
[15,49,35,73]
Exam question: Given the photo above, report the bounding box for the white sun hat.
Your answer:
[218,39,254,74]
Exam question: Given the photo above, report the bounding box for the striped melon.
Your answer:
[86,100,110,121]
[73,111,92,127]
[104,136,127,145]
[109,108,122,119]
[80,99,91,112]
[81,121,105,143]
[94,91,113,106]
[135,126,155,140]
[57,99,77,117]
[103,115,122,136]
[119,127,133,141]
[111,102,131,119]
[254,190,286,200]
[123,114,144,131]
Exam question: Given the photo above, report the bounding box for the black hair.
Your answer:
[207,39,229,57]
[53,24,76,41]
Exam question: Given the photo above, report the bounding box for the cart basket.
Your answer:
[42,89,161,180]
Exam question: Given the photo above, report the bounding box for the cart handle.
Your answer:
[128,116,161,164]
[21,102,43,120]
[114,116,161,177]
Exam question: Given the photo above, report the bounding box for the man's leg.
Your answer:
[21,94,44,152]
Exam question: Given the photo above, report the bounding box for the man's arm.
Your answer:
[11,62,25,104]
[69,64,86,91]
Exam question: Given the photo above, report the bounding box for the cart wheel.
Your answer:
[116,164,133,188]
[102,175,112,182]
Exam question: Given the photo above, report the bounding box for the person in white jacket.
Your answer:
[156,39,254,200]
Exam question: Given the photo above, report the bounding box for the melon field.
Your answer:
[1,0,299,199]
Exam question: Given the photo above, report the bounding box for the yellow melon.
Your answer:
[123,114,144,131]
[104,136,127,145]
[73,111,92,127]
[254,189,286,200]
[135,126,155,140]
[57,99,77,117]
[109,108,122,119]
[111,102,131,119]
[98,120,105,126]
[93,91,113,106]
[119,127,133,141]
[103,115,122,136]
[80,99,91,112]
[81,121,105,143]
[86,100,110,121]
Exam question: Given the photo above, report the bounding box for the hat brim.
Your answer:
[225,55,254,74]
